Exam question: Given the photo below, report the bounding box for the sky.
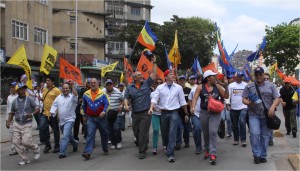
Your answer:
[151,0,300,53]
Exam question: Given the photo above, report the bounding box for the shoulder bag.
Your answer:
[205,84,224,114]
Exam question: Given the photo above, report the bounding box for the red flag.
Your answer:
[59,58,82,85]
[202,62,218,73]
[124,58,133,84]
[137,54,164,81]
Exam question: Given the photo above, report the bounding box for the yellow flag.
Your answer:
[120,72,124,83]
[40,44,57,75]
[269,62,277,75]
[7,44,32,89]
[168,30,181,66]
[101,61,119,77]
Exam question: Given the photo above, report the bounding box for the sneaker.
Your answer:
[38,142,44,146]
[9,151,18,156]
[43,146,52,153]
[269,140,274,146]
[111,145,116,150]
[82,153,90,160]
[108,140,111,144]
[117,143,122,149]
[139,152,146,159]
[19,160,30,165]
[292,130,297,138]
[260,158,267,163]
[254,156,261,164]
[52,147,60,153]
[241,141,247,147]
[59,154,66,159]
[225,134,232,139]
[233,141,239,145]
[152,149,157,155]
[168,155,175,162]
[34,147,40,160]
[204,150,210,160]
[210,154,217,165]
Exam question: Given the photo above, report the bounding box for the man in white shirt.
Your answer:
[50,80,79,159]
[5,82,18,156]
[228,72,248,147]
[149,70,188,162]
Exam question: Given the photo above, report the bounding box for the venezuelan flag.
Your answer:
[137,21,158,51]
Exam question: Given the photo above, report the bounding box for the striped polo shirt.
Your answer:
[103,87,123,111]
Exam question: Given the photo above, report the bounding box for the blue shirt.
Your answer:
[124,77,154,113]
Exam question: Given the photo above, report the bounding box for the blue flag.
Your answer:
[247,37,266,62]
[164,47,172,71]
[191,57,203,75]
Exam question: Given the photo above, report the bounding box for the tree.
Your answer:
[263,23,300,75]
[118,16,216,70]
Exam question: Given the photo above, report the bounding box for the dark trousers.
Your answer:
[176,117,190,145]
[108,115,122,146]
[39,115,60,148]
[131,110,151,154]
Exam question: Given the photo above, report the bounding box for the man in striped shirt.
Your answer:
[103,79,124,149]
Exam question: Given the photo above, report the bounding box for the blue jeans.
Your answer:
[249,115,271,158]
[176,117,190,145]
[83,116,109,154]
[59,121,78,156]
[221,109,232,136]
[191,115,202,152]
[161,110,179,157]
[108,115,122,146]
[39,115,60,148]
[230,109,247,141]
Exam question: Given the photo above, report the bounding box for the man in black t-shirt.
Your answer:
[280,78,297,137]
[176,75,191,149]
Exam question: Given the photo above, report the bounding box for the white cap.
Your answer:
[203,70,217,79]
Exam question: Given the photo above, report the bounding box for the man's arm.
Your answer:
[6,112,14,128]
[149,55,157,80]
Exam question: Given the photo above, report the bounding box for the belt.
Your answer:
[161,109,178,113]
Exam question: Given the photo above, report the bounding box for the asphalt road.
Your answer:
[0,105,299,170]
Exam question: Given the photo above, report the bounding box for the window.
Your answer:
[70,42,78,49]
[115,42,124,51]
[107,5,123,16]
[70,16,76,23]
[114,6,123,15]
[34,27,47,44]
[131,7,140,16]
[39,0,48,5]
[12,20,28,40]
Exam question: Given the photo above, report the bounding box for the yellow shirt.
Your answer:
[42,87,61,116]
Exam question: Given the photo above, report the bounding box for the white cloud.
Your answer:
[151,0,227,24]
[243,0,300,10]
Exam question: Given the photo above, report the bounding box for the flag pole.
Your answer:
[75,0,78,67]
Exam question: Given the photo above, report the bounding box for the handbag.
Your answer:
[205,84,224,113]
[254,83,281,130]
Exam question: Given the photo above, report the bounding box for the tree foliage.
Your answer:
[263,23,300,75]
[118,15,216,70]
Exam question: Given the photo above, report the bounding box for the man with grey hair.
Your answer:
[124,55,157,159]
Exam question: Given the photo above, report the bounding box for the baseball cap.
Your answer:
[254,67,264,74]
[17,82,27,89]
[189,75,196,79]
[164,70,171,77]
[118,83,124,87]
[105,79,113,85]
[86,78,92,83]
[179,75,186,80]
[217,73,224,80]
[203,70,217,79]
[10,82,18,87]
[236,71,244,77]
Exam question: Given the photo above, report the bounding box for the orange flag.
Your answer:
[59,58,82,85]
[124,57,133,84]
[202,62,218,73]
[275,66,287,80]
[137,54,164,81]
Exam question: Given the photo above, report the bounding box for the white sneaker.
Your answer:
[110,145,116,150]
[34,147,40,160]
[117,143,122,149]
[19,160,30,165]
[108,140,111,144]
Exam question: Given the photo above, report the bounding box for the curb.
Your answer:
[288,153,300,171]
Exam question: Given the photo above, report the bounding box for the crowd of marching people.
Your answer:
[4,54,300,166]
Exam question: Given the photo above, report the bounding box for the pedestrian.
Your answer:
[117,83,126,131]
[242,67,280,164]
[6,83,40,165]
[38,76,61,153]
[186,75,197,89]
[292,83,300,131]
[191,70,229,165]
[103,79,124,150]
[280,78,297,137]
[228,71,248,147]
[264,73,274,146]
[188,85,203,154]
[50,80,79,159]
[151,78,165,155]
[5,82,18,156]
[81,78,110,160]
[149,70,189,162]
[124,56,157,159]
[176,75,191,149]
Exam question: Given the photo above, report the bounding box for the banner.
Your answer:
[137,21,158,51]
[137,54,164,81]
[40,44,57,75]
[168,30,181,66]
[7,44,32,89]
[124,58,133,84]
[59,58,82,85]
[120,72,124,83]
[269,63,277,75]
[202,62,218,73]
[101,61,119,77]
[275,66,287,80]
